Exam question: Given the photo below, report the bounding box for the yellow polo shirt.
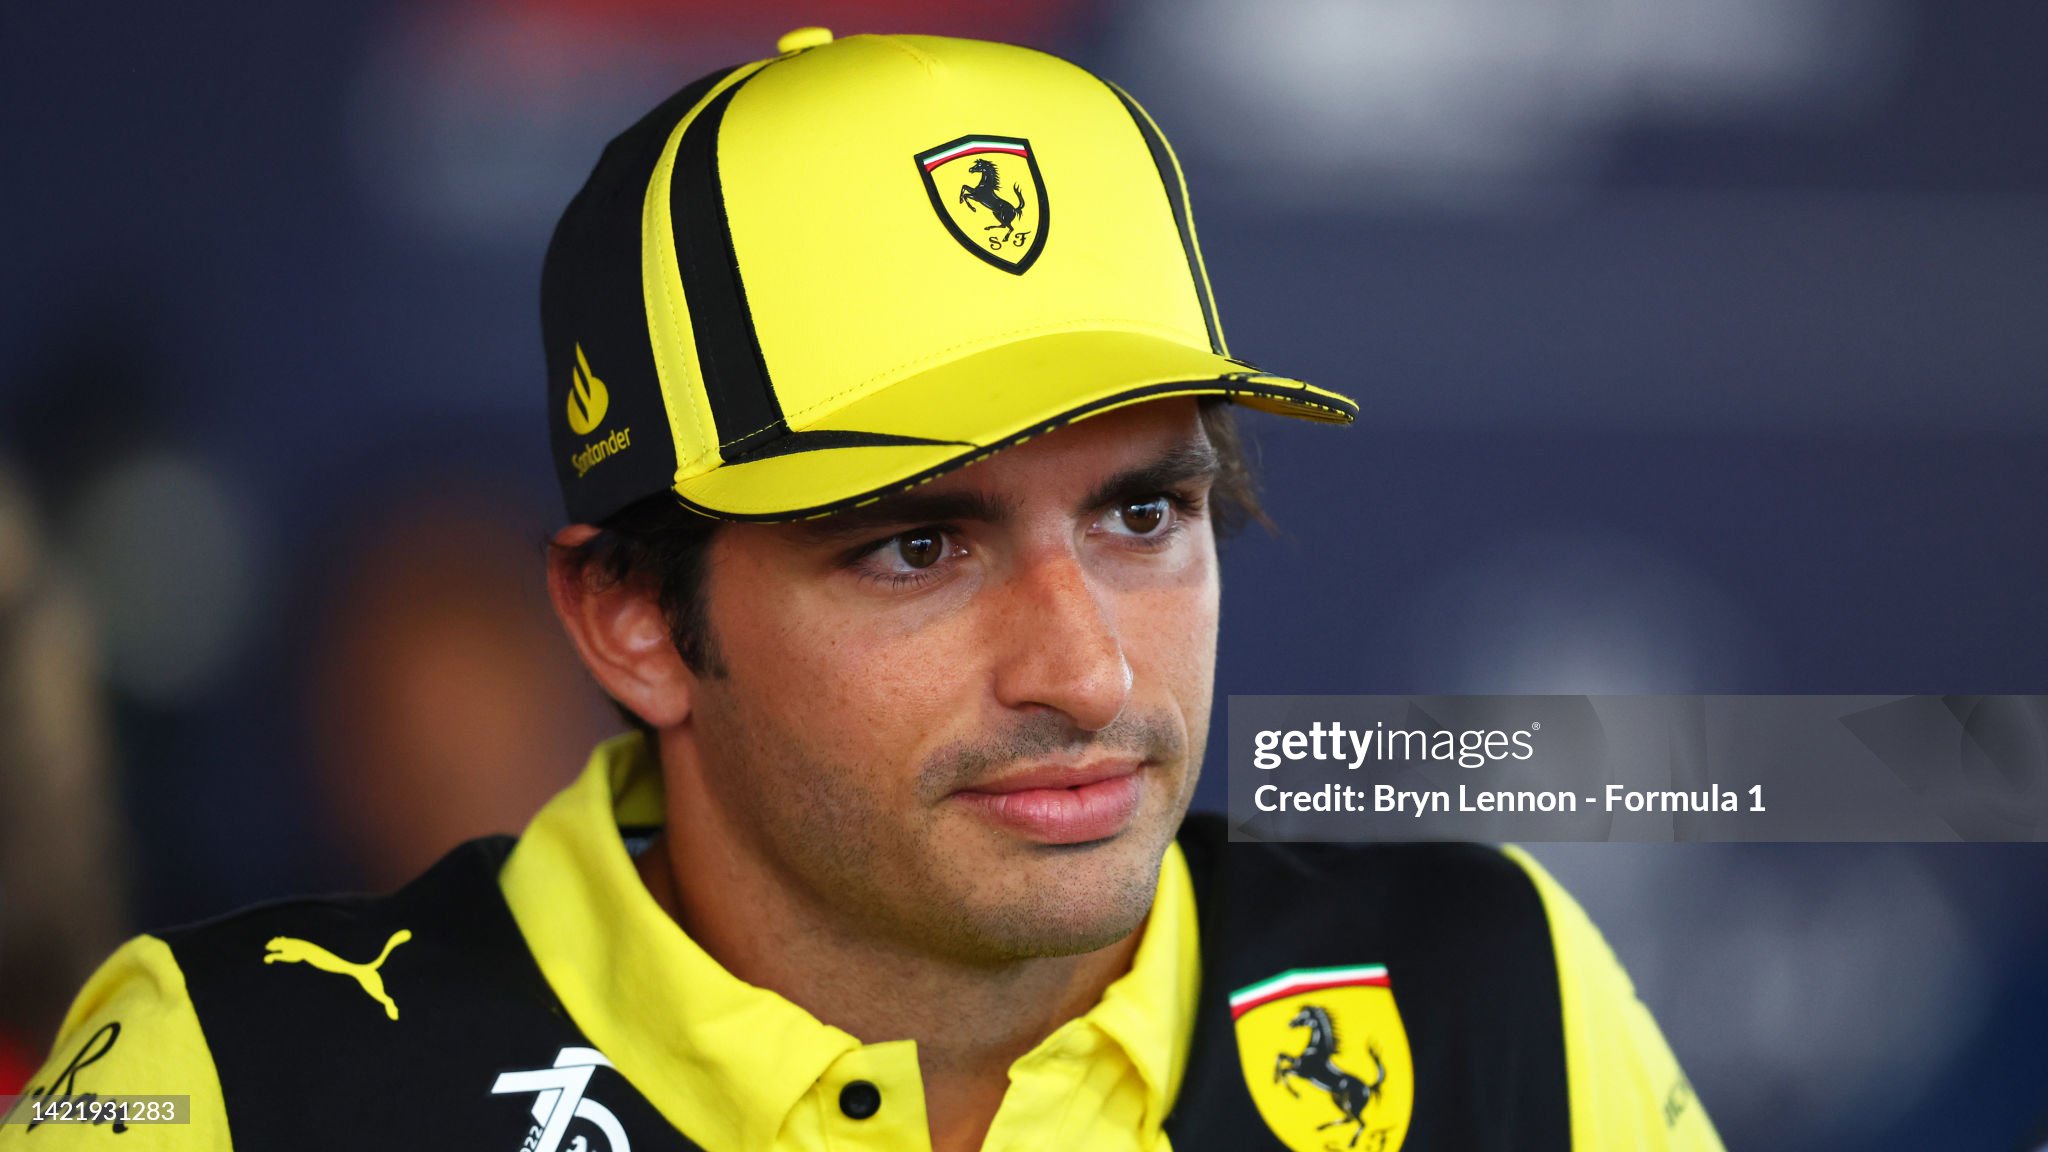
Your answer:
[7,734,1720,1151]
[500,733,1203,1152]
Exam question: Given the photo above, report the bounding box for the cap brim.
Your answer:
[673,329,1357,520]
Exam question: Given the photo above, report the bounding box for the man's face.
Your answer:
[685,398,1219,963]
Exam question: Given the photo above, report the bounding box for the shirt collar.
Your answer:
[500,733,1199,1147]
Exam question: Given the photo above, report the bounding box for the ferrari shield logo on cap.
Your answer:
[914,135,1049,273]
[1231,965,1414,1152]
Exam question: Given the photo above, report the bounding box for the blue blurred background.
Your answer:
[2,1,2044,1146]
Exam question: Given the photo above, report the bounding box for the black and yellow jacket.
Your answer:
[4,735,1721,1151]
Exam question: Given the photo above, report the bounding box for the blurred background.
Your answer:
[2,0,2045,1146]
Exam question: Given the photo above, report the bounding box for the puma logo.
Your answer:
[263,929,413,1020]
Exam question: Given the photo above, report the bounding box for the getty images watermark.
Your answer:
[1228,696,2048,843]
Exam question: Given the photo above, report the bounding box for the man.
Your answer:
[5,28,1721,1152]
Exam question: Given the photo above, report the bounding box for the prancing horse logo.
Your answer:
[1275,1005,1387,1149]
[958,157,1026,242]
[914,134,1049,273]
[1231,964,1413,1152]
[263,929,412,1020]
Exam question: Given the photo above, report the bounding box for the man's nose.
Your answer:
[989,548,1131,733]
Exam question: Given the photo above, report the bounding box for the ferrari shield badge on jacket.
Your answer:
[1231,965,1415,1152]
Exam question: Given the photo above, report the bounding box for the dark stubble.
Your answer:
[699,690,1198,965]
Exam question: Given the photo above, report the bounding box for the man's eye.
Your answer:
[895,530,945,569]
[1116,496,1171,536]
[847,527,961,585]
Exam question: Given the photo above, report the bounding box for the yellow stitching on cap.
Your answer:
[870,34,938,74]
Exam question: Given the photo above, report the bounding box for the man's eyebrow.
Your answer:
[789,436,1221,546]
[790,489,1014,545]
[1077,438,1221,514]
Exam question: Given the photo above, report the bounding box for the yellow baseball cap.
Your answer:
[543,28,1356,523]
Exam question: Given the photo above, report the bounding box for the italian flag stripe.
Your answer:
[1228,964,1389,1019]
[920,139,1028,170]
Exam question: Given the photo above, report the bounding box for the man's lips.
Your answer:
[958,759,1142,795]
[951,760,1144,844]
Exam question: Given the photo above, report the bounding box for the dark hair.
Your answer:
[561,397,1266,731]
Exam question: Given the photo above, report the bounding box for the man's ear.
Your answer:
[546,524,694,729]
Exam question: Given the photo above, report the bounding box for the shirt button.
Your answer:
[839,1080,882,1120]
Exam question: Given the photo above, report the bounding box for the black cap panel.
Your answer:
[667,70,788,463]
[543,66,739,524]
